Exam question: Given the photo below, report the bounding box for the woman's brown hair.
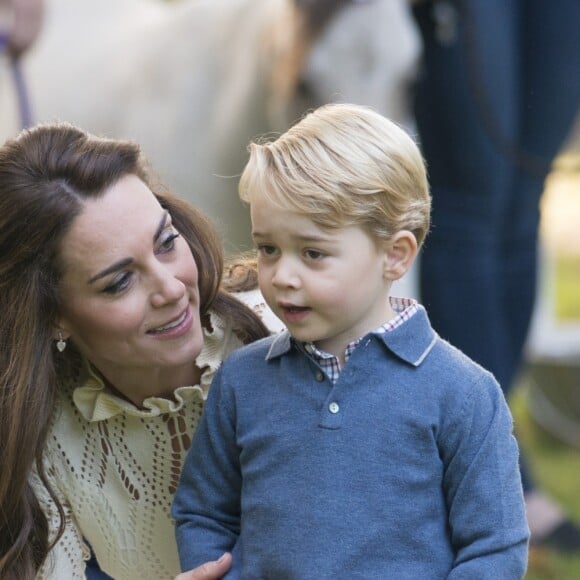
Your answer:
[0,122,267,578]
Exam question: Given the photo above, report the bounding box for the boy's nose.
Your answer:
[271,258,300,289]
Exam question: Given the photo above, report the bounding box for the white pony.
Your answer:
[23,0,421,253]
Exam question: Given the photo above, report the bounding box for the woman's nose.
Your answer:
[150,265,186,307]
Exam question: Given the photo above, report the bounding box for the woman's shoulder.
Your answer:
[222,256,286,335]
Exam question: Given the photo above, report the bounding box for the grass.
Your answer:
[506,177,580,577]
[555,254,580,321]
[510,372,580,579]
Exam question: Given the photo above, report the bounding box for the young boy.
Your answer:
[172,103,529,578]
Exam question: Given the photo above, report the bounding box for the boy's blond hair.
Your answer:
[239,103,431,246]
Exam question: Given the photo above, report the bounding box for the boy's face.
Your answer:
[251,195,395,359]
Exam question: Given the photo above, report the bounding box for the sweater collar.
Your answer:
[265,305,437,367]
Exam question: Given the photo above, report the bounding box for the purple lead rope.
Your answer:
[0,31,33,130]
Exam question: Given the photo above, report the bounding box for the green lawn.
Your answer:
[554,254,580,321]
[510,373,580,579]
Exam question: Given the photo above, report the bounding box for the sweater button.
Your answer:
[328,402,340,414]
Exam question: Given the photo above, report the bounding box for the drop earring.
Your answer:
[56,331,67,353]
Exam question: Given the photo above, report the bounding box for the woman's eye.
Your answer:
[158,232,181,253]
[102,272,132,295]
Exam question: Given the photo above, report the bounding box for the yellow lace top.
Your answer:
[34,310,247,579]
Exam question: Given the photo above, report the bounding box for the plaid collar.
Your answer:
[303,297,418,384]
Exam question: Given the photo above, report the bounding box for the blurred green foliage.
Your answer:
[555,254,580,321]
[510,377,580,579]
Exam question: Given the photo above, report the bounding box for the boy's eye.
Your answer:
[304,249,325,261]
[257,244,278,257]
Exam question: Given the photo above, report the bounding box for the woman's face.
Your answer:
[57,175,204,390]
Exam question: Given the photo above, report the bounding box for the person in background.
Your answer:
[172,103,529,579]
[0,121,276,579]
[0,0,44,56]
[0,0,44,139]
[412,0,580,551]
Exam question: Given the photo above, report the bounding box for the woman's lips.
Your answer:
[147,306,192,337]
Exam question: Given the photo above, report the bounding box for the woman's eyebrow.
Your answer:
[87,211,169,284]
[87,258,133,284]
[153,210,170,242]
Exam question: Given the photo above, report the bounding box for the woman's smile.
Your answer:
[147,305,192,337]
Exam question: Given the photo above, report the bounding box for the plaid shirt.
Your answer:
[304,297,418,384]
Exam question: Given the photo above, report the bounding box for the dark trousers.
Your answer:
[412,0,580,491]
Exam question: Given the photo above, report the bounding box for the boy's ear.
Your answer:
[382,230,418,281]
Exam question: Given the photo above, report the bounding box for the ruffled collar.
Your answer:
[72,311,231,422]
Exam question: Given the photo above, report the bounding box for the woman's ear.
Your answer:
[383,230,418,281]
[53,323,71,341]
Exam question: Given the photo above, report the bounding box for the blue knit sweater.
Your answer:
[173,306,529,579]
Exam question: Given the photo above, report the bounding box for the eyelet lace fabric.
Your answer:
[33,310,244,579]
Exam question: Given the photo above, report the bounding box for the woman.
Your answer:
[0,122,271,579]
